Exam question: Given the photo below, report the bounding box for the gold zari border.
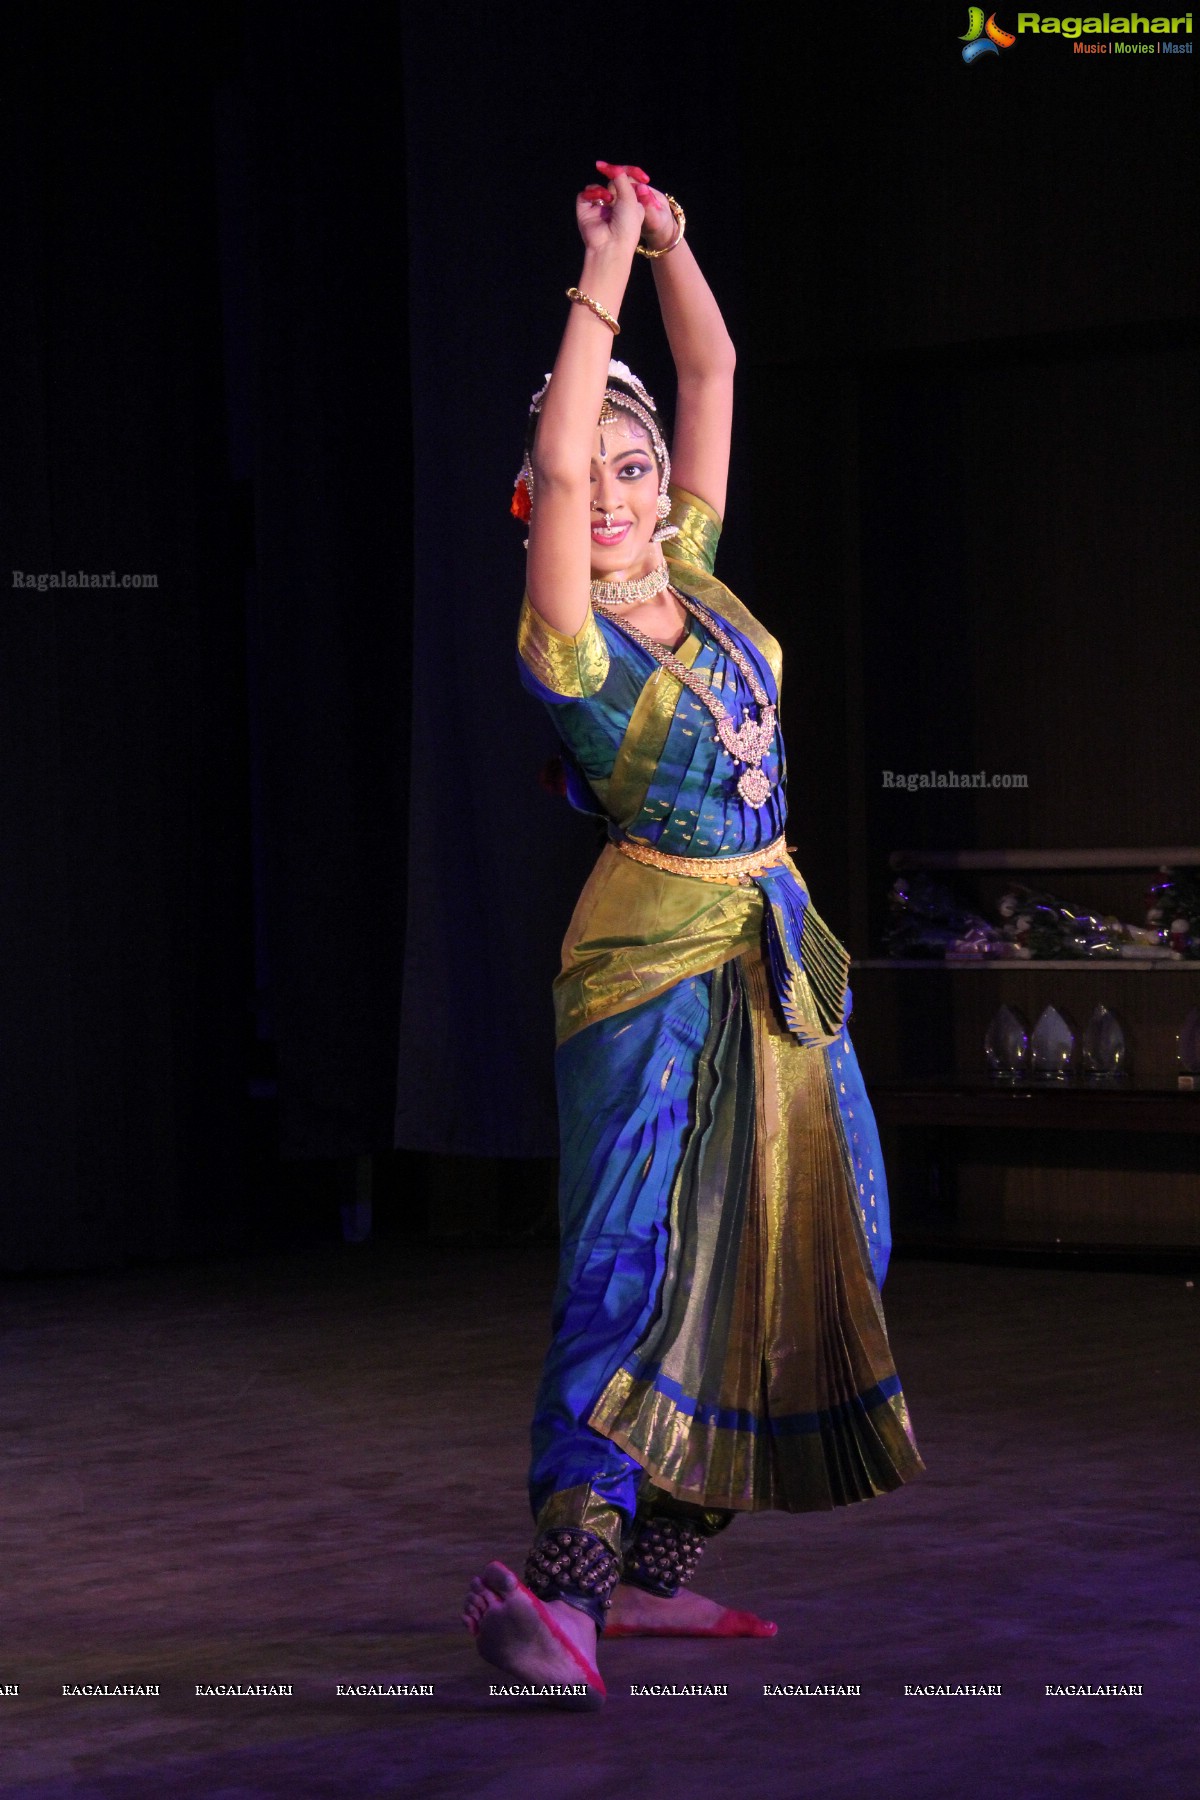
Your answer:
[664,484,722,576]
[552,846,763,1043]
[533,1485,625,1558]
[517,593,610,699]
[604,630,704,827]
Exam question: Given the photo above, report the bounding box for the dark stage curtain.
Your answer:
[232,3,412,1160]
[0,9,250,1268]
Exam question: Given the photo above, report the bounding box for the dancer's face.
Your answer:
[587,412,661,578]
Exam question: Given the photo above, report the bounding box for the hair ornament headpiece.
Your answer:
[605,360,659,411]
[514,360,678,540]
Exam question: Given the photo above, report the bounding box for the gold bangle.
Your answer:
[635,194,686,259]
[565,286,620,335]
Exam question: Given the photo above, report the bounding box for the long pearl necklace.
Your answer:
[592,585,777,809]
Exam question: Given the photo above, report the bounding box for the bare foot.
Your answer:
[462,1560,605,1708]
[606,1581,777,1638]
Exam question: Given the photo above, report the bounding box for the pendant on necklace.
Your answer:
[717,704,776,808]
[737,768,773,808]
[717,708,775,765]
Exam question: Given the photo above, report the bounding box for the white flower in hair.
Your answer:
[528,374,553,415]
[607,359,657,411]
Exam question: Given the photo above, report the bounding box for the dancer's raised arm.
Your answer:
[524,171,645,637]
[610,165,735,523]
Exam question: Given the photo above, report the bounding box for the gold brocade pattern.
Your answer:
[554,839,853,1053]
[604,631,704,827]
[534,1484,625,1559]
[553,845,763,1045]
[588,952,924,1512]
[664,484,722,576]
[517,592,609,699]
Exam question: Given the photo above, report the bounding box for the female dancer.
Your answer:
[463,164,923,1707]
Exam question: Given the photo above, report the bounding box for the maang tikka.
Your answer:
[514,359,679,542]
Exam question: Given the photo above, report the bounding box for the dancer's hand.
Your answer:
[590,162,676,255]
[592,161,674,254]
[636,186,676,253]
[577,163,646,259]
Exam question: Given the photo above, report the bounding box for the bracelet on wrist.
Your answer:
[565,286,620,335]
[636,194,686,259]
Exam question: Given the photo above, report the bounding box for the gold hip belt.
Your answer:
[611,831,793,889]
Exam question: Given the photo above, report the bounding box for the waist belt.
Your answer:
[610,829,850,1048]
[611,831,792,888]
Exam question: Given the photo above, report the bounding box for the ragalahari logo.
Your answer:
[961,8,1017,58]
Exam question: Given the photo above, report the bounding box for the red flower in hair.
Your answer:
[510,480,531,523]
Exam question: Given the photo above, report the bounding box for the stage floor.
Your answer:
[1,1241,1195,1798]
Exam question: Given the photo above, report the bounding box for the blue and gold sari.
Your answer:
[517,487,923,1560]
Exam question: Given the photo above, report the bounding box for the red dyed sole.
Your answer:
[606,1608,778,1640]
[517,1579,607,1697]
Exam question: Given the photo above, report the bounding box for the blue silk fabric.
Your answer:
[537,586,786,858]
[518,492,923,1551]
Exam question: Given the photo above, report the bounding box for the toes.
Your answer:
[481,1560,518,1599]
[462,1580,495,1637]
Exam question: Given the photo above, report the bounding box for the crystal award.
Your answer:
[1030,1005,1075,1083]
[1081,1004,1128,1086]
[984,1004,1030,1084]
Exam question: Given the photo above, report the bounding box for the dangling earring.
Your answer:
[651,492,678,544]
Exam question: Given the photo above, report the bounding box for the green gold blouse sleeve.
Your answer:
[663,483,722,577]
[517,593,610,700]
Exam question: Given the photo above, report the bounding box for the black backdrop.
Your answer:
[1,3,1195,1267]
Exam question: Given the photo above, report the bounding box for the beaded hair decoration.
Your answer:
[511,359,677,539]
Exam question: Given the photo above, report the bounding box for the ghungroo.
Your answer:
[523,1527,621,1631]
[622,1515,709,1598]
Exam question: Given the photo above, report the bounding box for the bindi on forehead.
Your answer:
[595,414,651,464]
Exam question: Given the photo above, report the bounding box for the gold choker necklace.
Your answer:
[589,563,670,607]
